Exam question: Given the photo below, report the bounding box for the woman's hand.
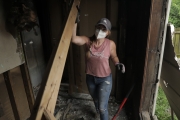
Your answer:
[116,63,125,73]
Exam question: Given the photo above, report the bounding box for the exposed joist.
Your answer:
[29,0,80,119]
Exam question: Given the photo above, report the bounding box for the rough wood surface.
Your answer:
[43,109,56,120]
[140,0,165,111]
[140,111,150,120]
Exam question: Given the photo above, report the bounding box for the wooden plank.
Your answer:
[20,64,35,112]
[46,77,60,114]
[46,0,81,115]
[139,0,164,111]
[43,109,56,120]
[29,0,80,119]
[140,111,151,120]
[3,71,20,120]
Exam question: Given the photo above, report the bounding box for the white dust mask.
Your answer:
[95,29,107,39]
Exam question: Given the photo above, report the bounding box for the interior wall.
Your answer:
[47,0,69,83]
[0,67,30,120]
[73,0,119,94]
[21,23,46,96]
[118,0,151,119]
[15,0,47,96]
[75,0,106,93]
[44,0,120,95]
[0,0,25,74]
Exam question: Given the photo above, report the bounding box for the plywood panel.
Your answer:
[0,0,24,74]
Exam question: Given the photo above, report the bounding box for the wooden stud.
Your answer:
[20,64,35,112]
[3,71,20,120]
[140,0,164,111]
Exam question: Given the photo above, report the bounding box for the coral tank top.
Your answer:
[85,38,111,77]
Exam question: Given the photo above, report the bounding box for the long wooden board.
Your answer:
[29,0,80,119]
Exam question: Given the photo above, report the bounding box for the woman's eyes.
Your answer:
[96,27,106,31]
[102,29,107,31]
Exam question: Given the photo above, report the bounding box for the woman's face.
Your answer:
[95,25,108,39]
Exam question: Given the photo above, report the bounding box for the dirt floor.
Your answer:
[53,85,129,120]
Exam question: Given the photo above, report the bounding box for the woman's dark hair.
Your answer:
[89,30,111,42]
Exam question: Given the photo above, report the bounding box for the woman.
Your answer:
[72,18,125,120]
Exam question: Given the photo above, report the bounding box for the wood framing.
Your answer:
[140,0,166,113]
[3,71,21,120]
[29,0,80,119]
[20,64,35,112]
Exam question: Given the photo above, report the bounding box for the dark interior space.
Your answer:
[0,0,169,119]
[31,0,152,119]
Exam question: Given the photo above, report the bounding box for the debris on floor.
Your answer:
[54,85,129,120]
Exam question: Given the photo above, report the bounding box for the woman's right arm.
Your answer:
[72,23,88,46]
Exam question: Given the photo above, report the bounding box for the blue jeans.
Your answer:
[86,74,112,120]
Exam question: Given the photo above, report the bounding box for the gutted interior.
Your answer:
[0,0,174,119]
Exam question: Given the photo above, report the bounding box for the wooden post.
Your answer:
[140,0,165,112]
[20,64,35,112]
[3,71,21,120]
[29,0,80,119]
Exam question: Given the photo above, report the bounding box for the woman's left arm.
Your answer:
[110,40,119,64]
[110,40,125,73]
